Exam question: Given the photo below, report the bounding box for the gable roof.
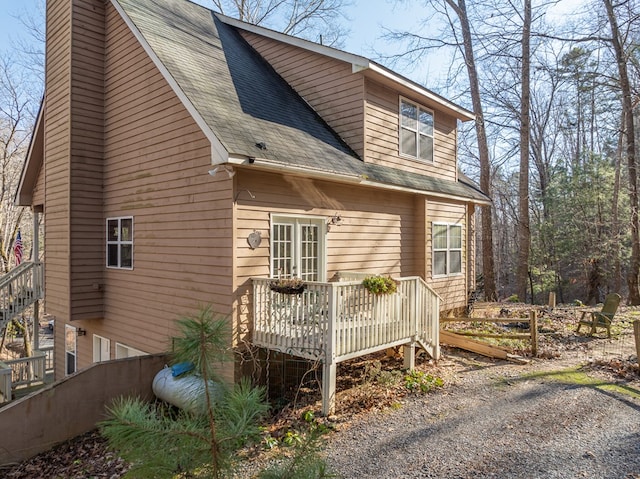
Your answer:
[114,0,489,204]
[17,0,489,206]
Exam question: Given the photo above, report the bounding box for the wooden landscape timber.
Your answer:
[440,310,538,361]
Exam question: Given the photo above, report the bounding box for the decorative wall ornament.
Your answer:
[247,230,261,249]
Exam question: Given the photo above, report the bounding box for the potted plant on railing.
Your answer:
[269,277,307,295]
[362,275,399,295]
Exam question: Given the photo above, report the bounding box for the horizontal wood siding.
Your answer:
[69,0,105,321]
[233,170,417,340]
[89,5,234,369]
[365,79,458,182]
[239,32,365,158]
[426,199,467,311]
[45,0,72,379]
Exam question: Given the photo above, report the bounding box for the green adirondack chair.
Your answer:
[576,293,621,338]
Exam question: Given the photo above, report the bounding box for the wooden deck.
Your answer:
[252,276,440,414]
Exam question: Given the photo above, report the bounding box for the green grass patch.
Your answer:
[515,367,640,399]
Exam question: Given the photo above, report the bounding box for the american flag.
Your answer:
[14,230,23,265]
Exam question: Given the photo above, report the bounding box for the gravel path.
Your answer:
[325,357,640,479]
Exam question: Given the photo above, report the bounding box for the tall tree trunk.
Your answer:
[516,0,532,302]
[445,0,497,301]
[603,0,640,304]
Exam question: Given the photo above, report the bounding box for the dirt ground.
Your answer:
[3,302,639,478]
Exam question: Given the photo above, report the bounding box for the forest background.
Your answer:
[1,0,638,307]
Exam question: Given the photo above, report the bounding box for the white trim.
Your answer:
[115,342,148,359]
[64,325,77,376]
[93,334,111,363]
[370,64,474,121]
[216,13,474,122]
[110,0,228,165]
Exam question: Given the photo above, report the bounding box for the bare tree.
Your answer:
[602,0,640,304]
[516,0,532,302]
[210,0,351,46]
[442,0,498,301]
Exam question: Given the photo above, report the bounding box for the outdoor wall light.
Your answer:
[327,213,343,231]
[76,328,87,336]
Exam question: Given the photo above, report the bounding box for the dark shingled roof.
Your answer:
[114,0,490,204]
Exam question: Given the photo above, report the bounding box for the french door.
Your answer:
[271,216,326,282]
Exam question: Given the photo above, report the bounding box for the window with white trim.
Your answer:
[433,223,462,276]
[93,335,111,363]
[115,343,147,359]
[400,98,434,162]
[106,217,133,269]
[271,216,326,282]
[65,325,77,376]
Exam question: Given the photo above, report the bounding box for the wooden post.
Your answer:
[548,292,556,310]
[530,310,538,357]
[634,320,640,369]
[322,283,338,416]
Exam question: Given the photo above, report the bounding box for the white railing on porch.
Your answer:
[0,261,44,332]
[252,276,440,414]
[0,350,47,403]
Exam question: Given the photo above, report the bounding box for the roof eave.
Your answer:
[15,99,44,206]
[228,156,491,205]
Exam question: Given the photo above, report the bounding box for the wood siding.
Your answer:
[239,32,366,159]
[426,199,468,310]
[69,0,105,322]
[45,0,72,378]
[365,78,458,181]
[233,170,421,339]
[66,5,234,376]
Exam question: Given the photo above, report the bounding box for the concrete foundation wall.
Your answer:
[0,354,167,466]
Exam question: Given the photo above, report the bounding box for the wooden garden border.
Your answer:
[441,310,538,357]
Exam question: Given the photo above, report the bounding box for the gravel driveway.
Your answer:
[325,356,640,479]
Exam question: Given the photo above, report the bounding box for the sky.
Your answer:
[0,0,585,101]
[0,0,441,85]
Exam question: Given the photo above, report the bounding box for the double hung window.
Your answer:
[433,223,462,276]
[400,98,434,162]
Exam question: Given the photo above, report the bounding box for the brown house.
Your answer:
[17,0,489,413]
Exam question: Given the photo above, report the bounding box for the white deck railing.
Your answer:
[252,276,440,414]
[0,262,44,331]
[0,351,47,403]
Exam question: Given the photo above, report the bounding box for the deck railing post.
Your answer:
[322,282,338,416]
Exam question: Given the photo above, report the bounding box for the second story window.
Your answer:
[106,217,133,269]
[400,98,434,162]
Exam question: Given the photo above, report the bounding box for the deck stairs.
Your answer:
[0,261,44,332]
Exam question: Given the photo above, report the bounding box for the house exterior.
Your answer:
[16,0,490,394]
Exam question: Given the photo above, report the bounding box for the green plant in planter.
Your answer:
[362,275,399,295]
